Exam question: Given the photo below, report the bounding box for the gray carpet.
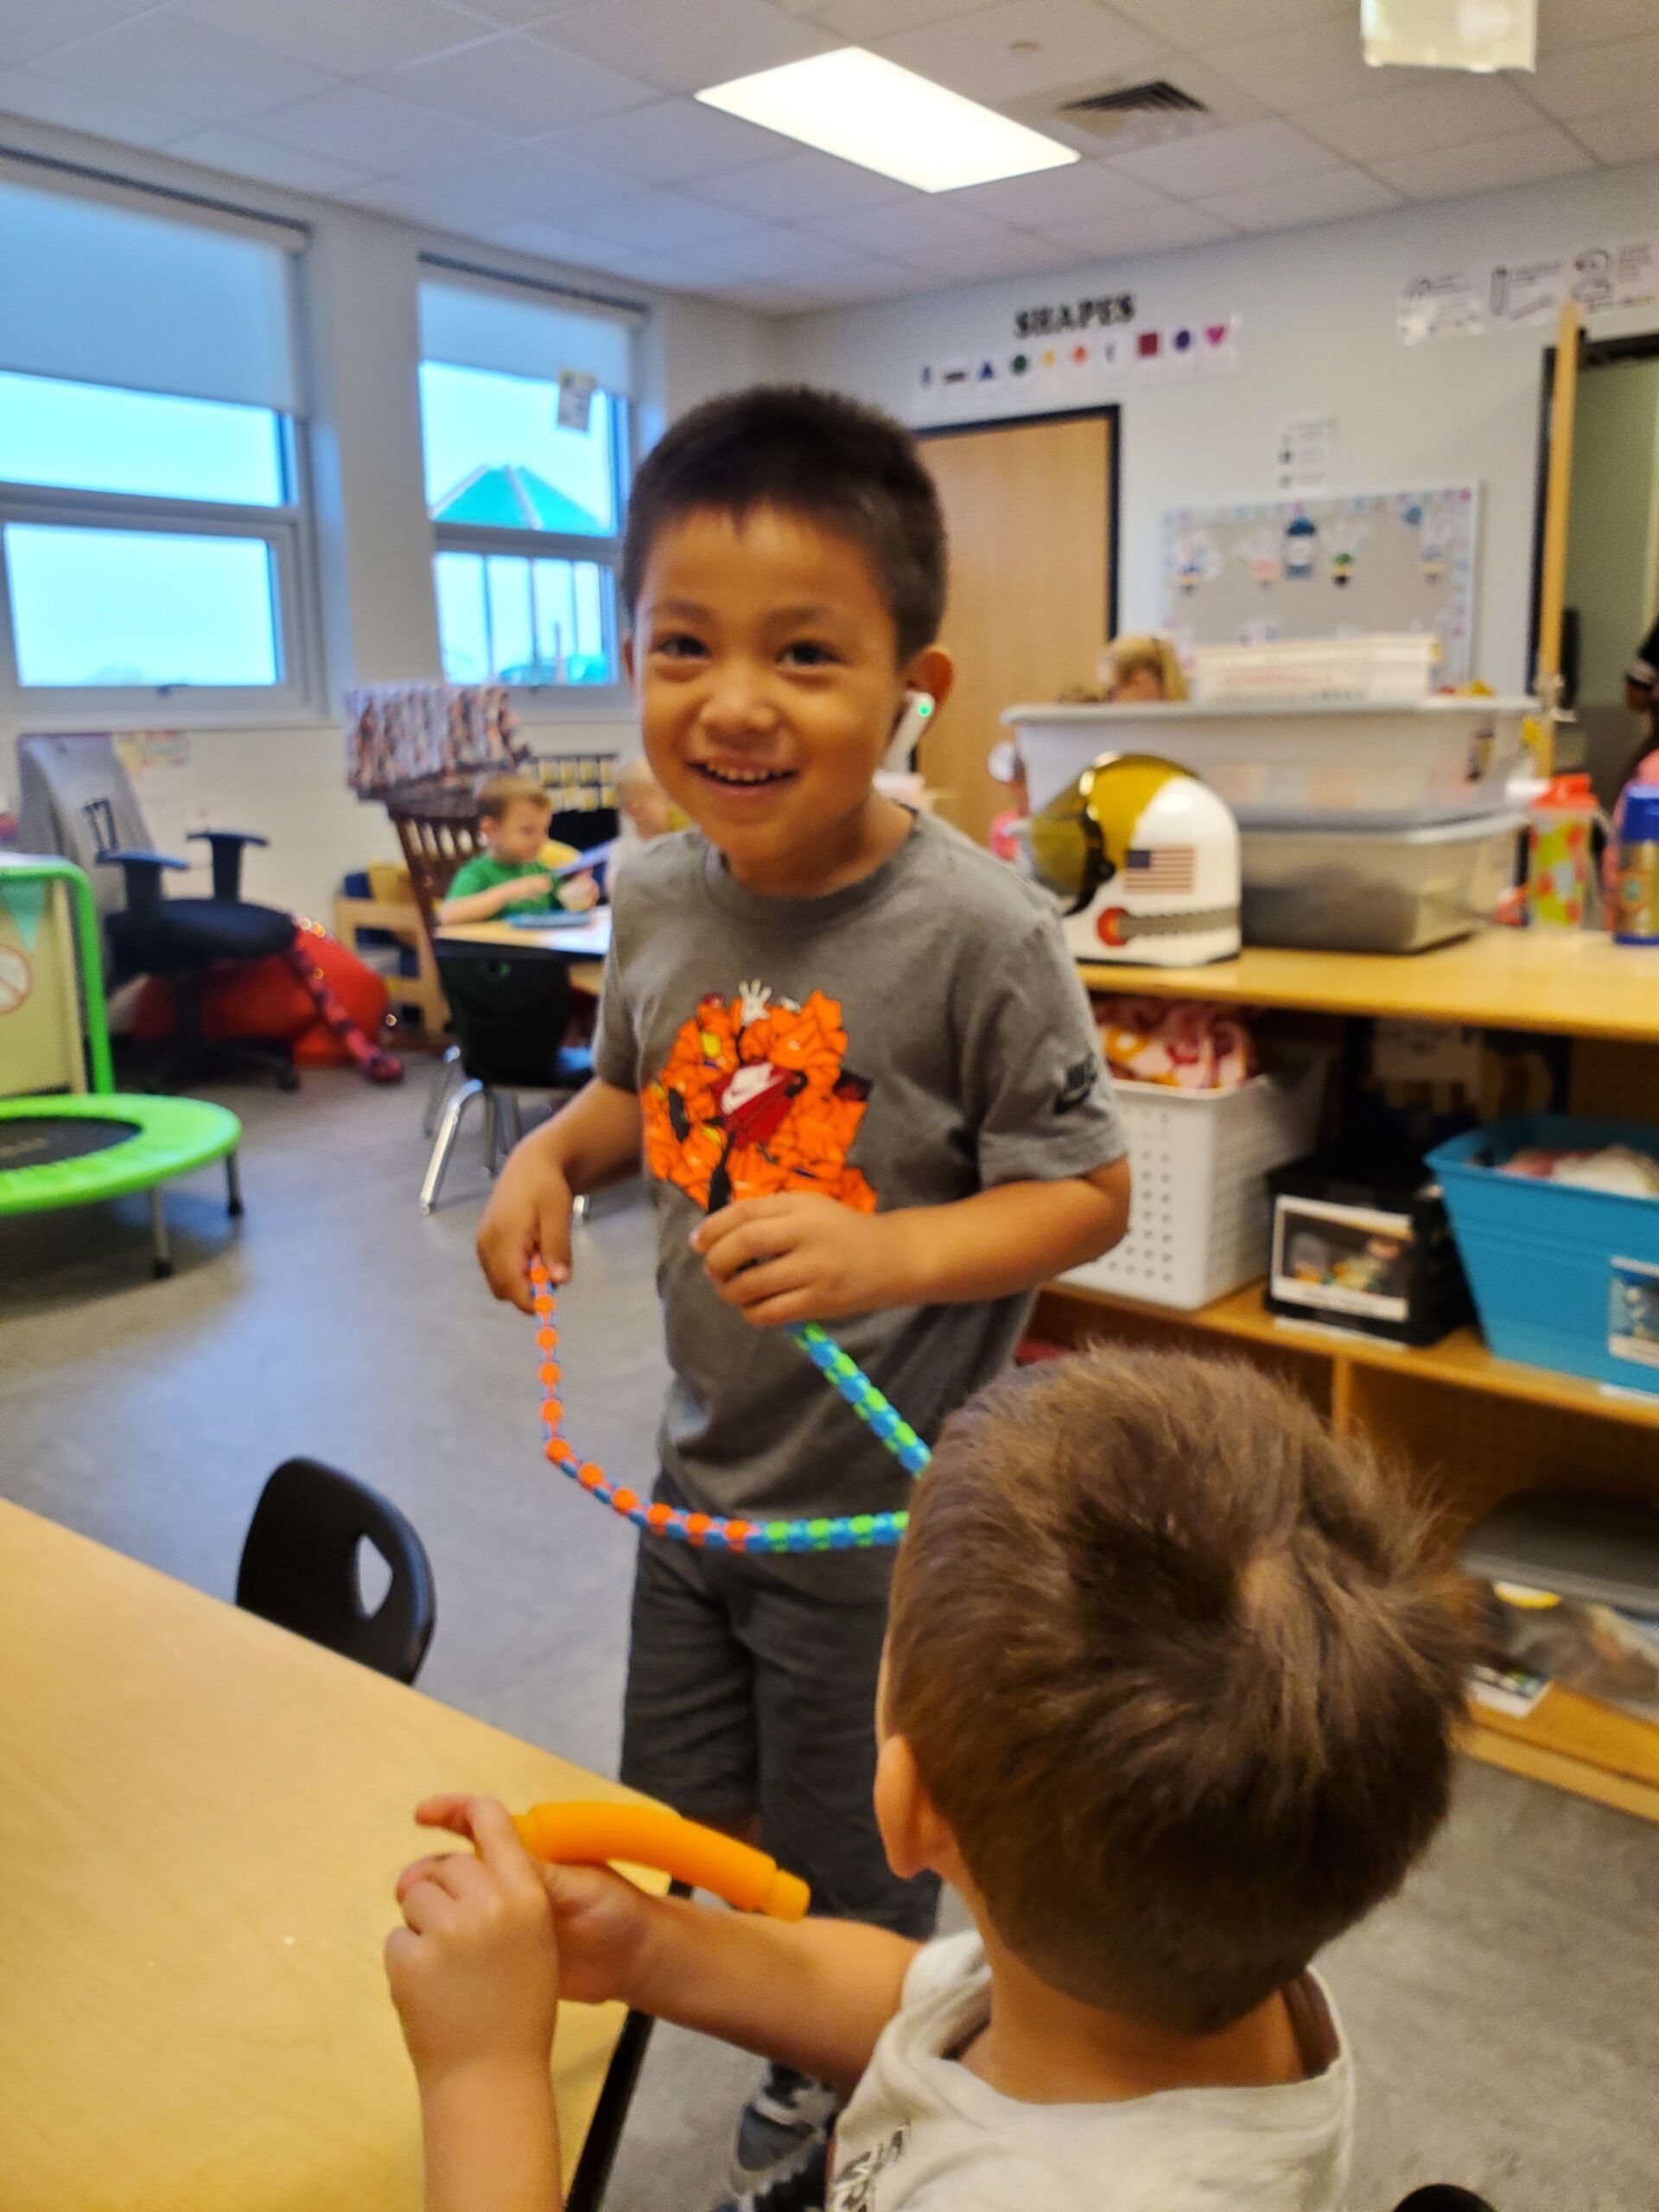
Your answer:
[3,1069,1655,2211]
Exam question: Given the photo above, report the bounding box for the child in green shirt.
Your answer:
[438,776,598,925]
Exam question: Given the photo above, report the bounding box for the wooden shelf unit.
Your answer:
[1033,1275,1659,1825]
[1041,930,1659,1825]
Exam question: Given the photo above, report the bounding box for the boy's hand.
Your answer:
[478,1154,575,1311]
[693,1195,916,1327]
[398,1796,660,2010]
[385,1798,560,2087]
[559,873,600,912]
[495,874,555,912]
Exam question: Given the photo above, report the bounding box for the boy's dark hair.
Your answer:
[621,385,947,662]
[887,1347,1469,2037]
[475,773,551,825]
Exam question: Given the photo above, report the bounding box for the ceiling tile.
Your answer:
[0,62,199,147]
[1297,73,1539,163]
[779,253,920,301]
[807,0,979,35]
[1370,124,1592,200]
[1569,102,1659,167]
[255,82,520,174]
[692,149,912,220]
[1198,164,1402,232]
[948,160,1171,227]
[1528,31,1659,120]
[1206,15,1378,107]
[479,216,650,271]
[530,0,834,97]
[0,0,159,73]
[29,13,341,123]
[1110,0,1349,47]
[670,225,888,283]
[375,30,655,135]
[436,0,570,23]
[1110,117,1339,198]
[700,279,817,313]
[170,0,488,78]
[806,195,1030,267]
[346,139,634,222]
[1039,200,1235,257]
[876,0,1168,105]
[1537,0,1659,51]
[540,95,785,183]
[565,186,766,251]
[168,126,378,193]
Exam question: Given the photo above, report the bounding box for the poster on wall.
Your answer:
[913,314,1239,426]
[1160,486,1480,683]
[1401,234,1659,341]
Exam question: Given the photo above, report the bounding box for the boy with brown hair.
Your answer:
[438,774,597,924]
[388,1346,1470,2212]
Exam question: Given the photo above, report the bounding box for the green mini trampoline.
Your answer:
[0,855,244,1281]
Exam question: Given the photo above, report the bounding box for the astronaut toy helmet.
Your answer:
[1020,753,1241,967]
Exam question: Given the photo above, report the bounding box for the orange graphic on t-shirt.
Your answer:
[642,983,876,1214]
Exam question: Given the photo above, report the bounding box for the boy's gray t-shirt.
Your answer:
[594,813,1124,1543]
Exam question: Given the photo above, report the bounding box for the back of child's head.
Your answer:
[620,385,946,663]
[887,1347,1469,2037]
[476,773,550,828]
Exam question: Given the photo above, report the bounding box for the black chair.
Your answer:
[1393,2194,1496,2211]
[237,1458,436,1684]
[420,949,593,1213]
[16,731,299,1092]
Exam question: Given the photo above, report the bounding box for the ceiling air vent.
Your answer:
[1055,79,1209,143]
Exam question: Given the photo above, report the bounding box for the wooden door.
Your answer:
[918,410,1116,844]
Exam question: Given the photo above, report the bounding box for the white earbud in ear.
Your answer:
[883,689,936,772]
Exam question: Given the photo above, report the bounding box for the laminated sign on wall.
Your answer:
[1401,234,1659,342]
[914,313,1239,424]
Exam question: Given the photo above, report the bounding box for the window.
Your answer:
[0,174,315,718]
[418,272,637,699]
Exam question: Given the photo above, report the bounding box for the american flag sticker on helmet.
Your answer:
[1125,846,1196,893]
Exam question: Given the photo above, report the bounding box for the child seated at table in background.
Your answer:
[438,776,599,925]
[386,1347,1469,2212]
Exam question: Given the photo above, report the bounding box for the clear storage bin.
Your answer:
[1240,812,1522,953]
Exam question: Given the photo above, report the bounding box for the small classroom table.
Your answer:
[435,909,611,998]
[0,1499,662,2212]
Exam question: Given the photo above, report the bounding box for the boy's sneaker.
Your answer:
[715,2124,829,2212]
[729,2066,839,2196]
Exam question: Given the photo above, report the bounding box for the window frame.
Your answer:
[0,408,325,729]
[425,379,633,713]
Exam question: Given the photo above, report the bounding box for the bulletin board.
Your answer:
[1160,486,1480,683]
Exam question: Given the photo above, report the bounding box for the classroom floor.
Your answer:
[3,1066,1655,2212]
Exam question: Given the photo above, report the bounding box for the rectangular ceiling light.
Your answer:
[696,48,1079,194]
[1362,0,1536,73]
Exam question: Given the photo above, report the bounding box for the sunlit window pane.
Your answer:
[0,371,285,505]
[6,524,280,687]
[419,362,614,536]
[434,550,614,686]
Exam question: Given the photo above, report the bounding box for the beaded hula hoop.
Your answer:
[530,1258,930,1551]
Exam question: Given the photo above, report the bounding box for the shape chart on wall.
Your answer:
[1161,486,1480,683]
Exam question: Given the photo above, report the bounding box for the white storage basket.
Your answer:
[1070,1058,1328,1311]
[1191,634,1437,704]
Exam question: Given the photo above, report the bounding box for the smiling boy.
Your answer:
[476,385,1128,2204]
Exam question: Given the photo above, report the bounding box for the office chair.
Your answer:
[237,1457,436,1685]
[1392,2193,1496,2210]
[16,732,300,1091]
[421,946,593,1213]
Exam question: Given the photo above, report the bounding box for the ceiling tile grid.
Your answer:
[0,0,1651,317]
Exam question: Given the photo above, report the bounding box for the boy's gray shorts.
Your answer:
[620,1491,939,1942]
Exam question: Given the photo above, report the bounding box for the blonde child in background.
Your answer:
[387,1346,1470,2212]
[438,776,599,925]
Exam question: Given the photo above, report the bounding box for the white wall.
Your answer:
[783,160,1659,698]
[0,114,782,916]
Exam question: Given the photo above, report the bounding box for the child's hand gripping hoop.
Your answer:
[530,1259,929,1551]
[513,1801,810,1919]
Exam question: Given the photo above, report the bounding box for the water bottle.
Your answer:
[1613,783,1659,946]
[1525,772,1599,929]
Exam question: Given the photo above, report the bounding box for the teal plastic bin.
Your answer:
[1427,1116,1659,1394]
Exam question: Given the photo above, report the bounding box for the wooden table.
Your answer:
[435,910,611,998]
[0,1502,658,2212]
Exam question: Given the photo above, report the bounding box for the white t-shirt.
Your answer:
[828,1932,1353,2212]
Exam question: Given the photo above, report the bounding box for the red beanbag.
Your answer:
[133,924,390,1067]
